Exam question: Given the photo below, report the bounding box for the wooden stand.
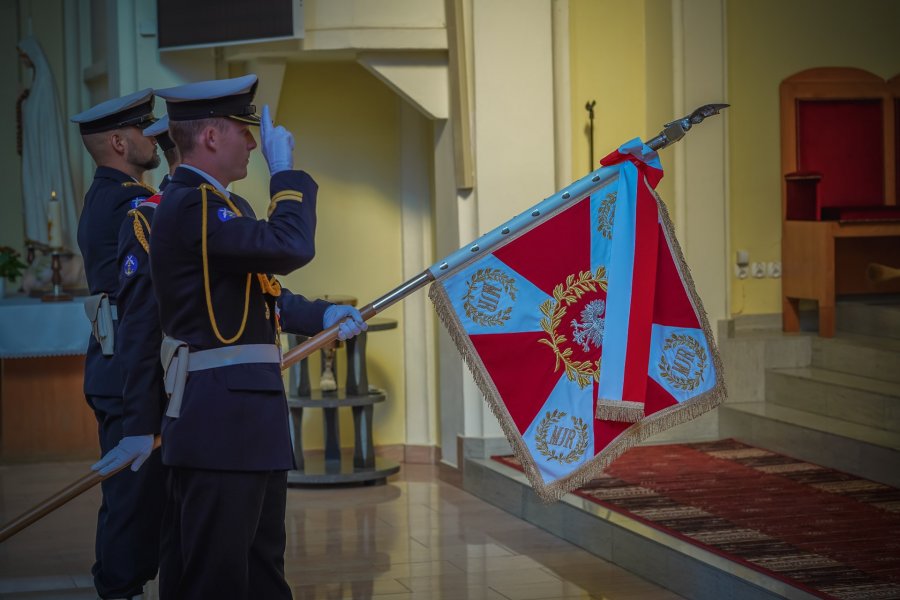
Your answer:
[286,317,400,486]
[1,355,97,461]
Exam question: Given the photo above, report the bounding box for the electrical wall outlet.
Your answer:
[751,262,766,278]
[735,249,750,279]
[767,261,781,278]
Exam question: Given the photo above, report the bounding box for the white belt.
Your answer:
[187,344,281,371]
[84,294,117,356]
[161,337,281,418]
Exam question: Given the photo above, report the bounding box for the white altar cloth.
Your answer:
[0,295,90,358]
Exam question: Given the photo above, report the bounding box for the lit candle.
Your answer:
[47,191,62,249]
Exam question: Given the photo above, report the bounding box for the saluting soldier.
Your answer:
[71,90,166,600]
[143,115,181,190]
[151,74,365,599]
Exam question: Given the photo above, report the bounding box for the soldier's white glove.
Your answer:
[323,305,368,341]
[260,104,294,175]
[91,434,154,475]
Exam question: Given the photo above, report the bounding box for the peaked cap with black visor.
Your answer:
[70,88,157,135]
[143,115,175,152]
[154,74,261,126]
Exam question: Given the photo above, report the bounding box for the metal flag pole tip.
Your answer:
[646,103,729,150]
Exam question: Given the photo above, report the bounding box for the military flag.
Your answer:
[429,138,725,502]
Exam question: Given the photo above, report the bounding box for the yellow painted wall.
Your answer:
[568,0,675,210]
[569,1,646,179]
[234,61,408,450]
[727,0,900,315]
[644,0,674,208]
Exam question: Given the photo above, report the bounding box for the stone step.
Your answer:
[766,367,900,432]
[719,402,900,487]
[463,457,820,600]
[811,333,900,384]
[836,298,900,340]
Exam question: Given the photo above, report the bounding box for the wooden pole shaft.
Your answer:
[0,436,161,543]
[280,270,434,371]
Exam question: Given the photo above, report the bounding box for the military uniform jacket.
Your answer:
[149,167,330,471]
[115,196,166,437]
[77,166,156,397]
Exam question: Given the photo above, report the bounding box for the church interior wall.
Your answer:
[568,0,649,183]
[643,0,675,211]
[234,60,411,450]
[726,0,900,316]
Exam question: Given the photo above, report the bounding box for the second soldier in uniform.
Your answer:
[71,90,166,600]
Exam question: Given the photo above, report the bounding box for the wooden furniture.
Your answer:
[781,68,900,337]
[1,356,97,461]
[0,296,97,461]
[286,317,400,485]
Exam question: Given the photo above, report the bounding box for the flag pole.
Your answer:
[281,103,729,370]
[0,436,161,543]
[0,104,727,542]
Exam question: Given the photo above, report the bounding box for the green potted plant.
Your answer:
[0,246,27,298]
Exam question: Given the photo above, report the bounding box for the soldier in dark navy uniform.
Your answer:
[151,75,366,599]
[71,90,166,600]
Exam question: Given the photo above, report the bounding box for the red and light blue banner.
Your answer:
[429,139,725,502]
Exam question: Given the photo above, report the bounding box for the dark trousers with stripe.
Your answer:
[89,395,165,599]
[159,468,292,600]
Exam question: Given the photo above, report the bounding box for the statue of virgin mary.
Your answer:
[17,35,83,291]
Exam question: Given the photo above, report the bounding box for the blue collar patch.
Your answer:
[123,254,138,277]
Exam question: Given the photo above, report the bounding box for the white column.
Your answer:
[672,0,729,334]
[433,118,469,465]
[399,102,438,449]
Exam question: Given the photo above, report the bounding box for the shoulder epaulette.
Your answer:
[122,181,158,195]
[198,182,230,202]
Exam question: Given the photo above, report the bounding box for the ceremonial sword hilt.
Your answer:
[646,103,729,150]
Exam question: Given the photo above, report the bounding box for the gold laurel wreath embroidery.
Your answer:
[538,267,607,389]
[597,192,616,240]
[658,333,708,391]
[462,268,518,327]
[534,410,590,464]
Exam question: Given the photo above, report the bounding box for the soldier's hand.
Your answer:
[260,104,295,175]
[91,434,155,476]
[323,305,368,341]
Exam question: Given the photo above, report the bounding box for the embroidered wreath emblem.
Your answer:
[462,268,518,327]
[538,267,607,388]
[658,333,708,391]
[534,409,590,464]
[597,192,616,239]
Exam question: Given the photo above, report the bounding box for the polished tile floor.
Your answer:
[0,460,682,599]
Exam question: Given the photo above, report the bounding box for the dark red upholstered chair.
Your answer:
[780,68,900,337]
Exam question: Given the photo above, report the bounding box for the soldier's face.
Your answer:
[123,127,161,171]
[219,119,257,183]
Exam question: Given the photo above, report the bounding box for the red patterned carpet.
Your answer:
[493,439,900,600]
